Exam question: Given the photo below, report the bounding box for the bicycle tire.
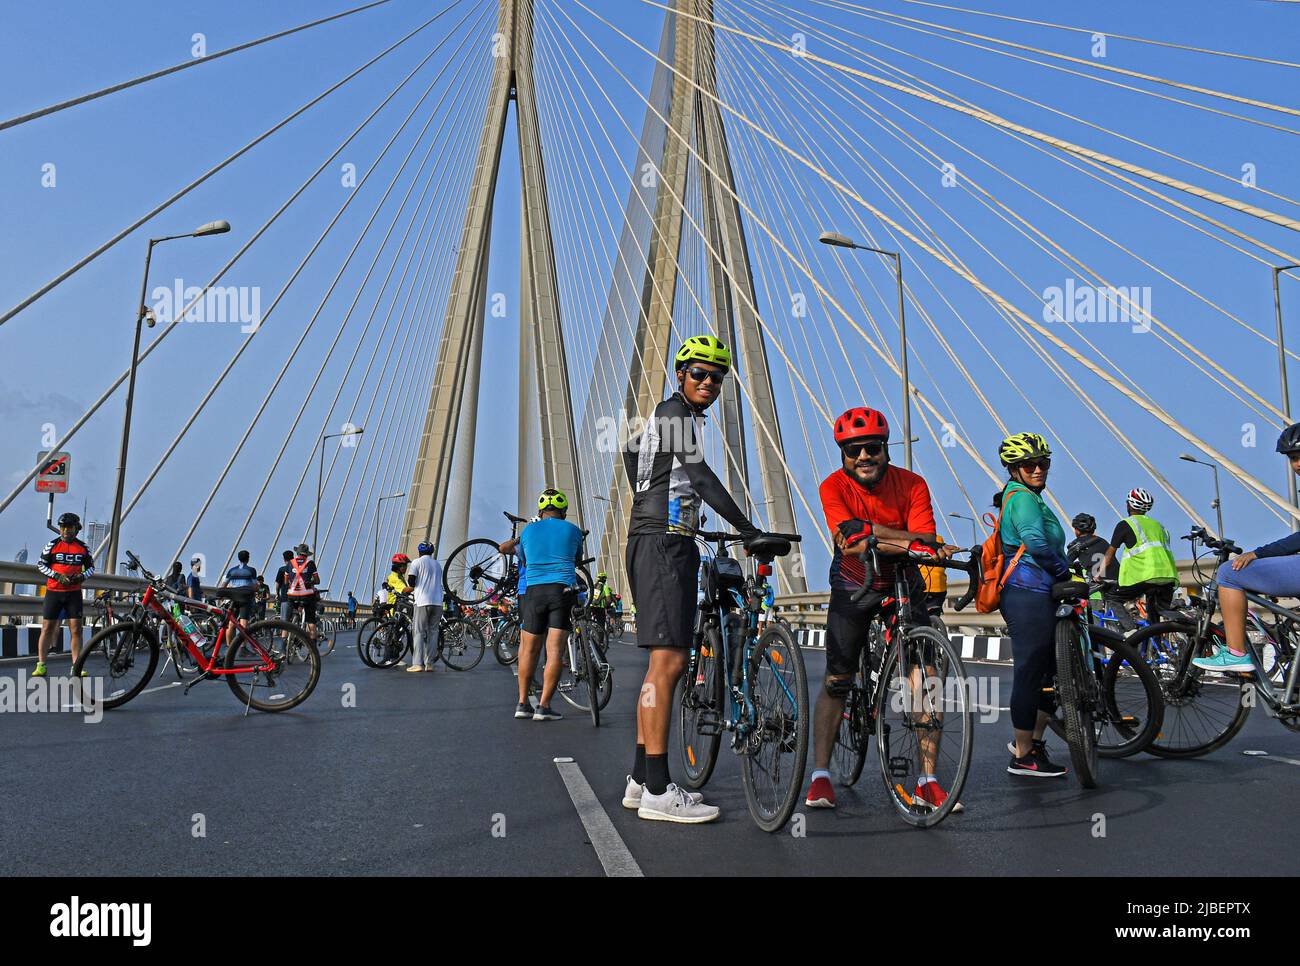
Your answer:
[1128,621,1252,759]
[1045,630,1164,758]
[316,618,336,658]
[356,616,384,668]
[440,616,486,671]
[741,623,809,833]
[676,623,724,790]
[588,617,614,710]
[1055,618,1099,788]
[577,621,600,727]
[493,615,521,665]
[73,620,160,710]
[831,647,870,787]
[443,538,513,607]
[874,626,973,827]
[224,619,321,712]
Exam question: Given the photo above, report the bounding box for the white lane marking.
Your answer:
[553,758,643,878]
[1252,754,1300,768]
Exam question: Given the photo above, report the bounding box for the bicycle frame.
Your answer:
[138,584,275,675]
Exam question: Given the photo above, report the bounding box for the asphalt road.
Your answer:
[2,631,1298,876]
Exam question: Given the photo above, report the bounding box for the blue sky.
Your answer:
[2,0,1299,594]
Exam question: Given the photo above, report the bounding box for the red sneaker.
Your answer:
[913,780,964,813]
[805,775,836,808]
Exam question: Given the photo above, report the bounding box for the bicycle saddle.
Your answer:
[746,534,792,559]
[1051,580,1091,602]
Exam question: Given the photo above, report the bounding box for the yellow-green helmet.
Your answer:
[998,432,1052,468]
[538,487,569,512]
[674,334,732,371]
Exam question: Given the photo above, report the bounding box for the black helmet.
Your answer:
[57,512,81,528]
[1277,421,1300,455]
[1071,512,1096,533]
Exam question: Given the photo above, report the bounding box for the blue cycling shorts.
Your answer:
[1216,556,1300,596]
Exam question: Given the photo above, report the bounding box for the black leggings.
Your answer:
[1000,585,1058,732]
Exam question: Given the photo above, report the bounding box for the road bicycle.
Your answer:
[480,601,521,665]
[1121,527,1300,758]
[828,539,976,828]
[675,529,806,832]
[357,593,486,670]
[533,557,613,725]
[1048,577,1164,786]
[73,552,320,713]
[443,511,528,607]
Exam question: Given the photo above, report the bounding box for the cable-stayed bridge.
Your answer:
[2,0,1300,603]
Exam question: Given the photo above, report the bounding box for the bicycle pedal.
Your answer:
[696,710,722,736]
[888,756,911,778]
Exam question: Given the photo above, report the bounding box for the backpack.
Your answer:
[975,488,1026,614]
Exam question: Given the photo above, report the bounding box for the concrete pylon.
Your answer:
[598,0,807,594]
[404,0,584,555]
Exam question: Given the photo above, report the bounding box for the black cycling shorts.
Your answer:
[825,568,928,678]
[285,596,318,624]
[626,533,700,650]
[520,583,574,635]
[43,590,84,622]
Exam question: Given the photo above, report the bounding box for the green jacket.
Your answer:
[999,481,1070,593]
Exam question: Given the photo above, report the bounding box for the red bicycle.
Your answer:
[73,551,321,713]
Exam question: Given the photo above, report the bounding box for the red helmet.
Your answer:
[391,553,410,565]
[833,407,889,445]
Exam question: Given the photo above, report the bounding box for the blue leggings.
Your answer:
[1000,586,1058,732]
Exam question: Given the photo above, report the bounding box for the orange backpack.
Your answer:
[975,488,1026,614]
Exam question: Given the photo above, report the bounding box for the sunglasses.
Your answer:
[841,440,887,460]
[683,366,727,385]
[1015,457,1052,472]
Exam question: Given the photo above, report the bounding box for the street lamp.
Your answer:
[819,230,912,470]
[949,511,979,549]
[373,491,406,600]
[106,219,232,573]
[1180,454,1225,540]
[1273,264,1300,528]
[316,427,365,555]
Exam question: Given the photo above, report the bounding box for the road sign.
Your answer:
[36,451,71,493]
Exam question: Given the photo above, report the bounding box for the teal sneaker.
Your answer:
[1192,649,1255,673]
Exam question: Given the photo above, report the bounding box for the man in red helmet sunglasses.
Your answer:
[804,407,957,812]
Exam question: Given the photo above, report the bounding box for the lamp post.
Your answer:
[1180,454,1225,540]
[373,491,406,600]
[1273,264,1300,528]
[316,427,365,556]
[949,511,979,549]
[107,219,231,573]
[819,230,912,470]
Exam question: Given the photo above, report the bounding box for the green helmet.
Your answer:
[998,432,1052,468]
[674,334,731,371]
[538,487,569,512]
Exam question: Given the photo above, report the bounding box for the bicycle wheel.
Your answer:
[831,649,870,787]
[356,617,384,668]
[874,626,973,827]
[588,617,614,711]
[316,618,336,658]
[493,615,521,665]
[1055,618,1099,788]
[549,631,586,711]
[1094,631,1164,757]
[675,623,724,790]
[440,616,486,671]
[443,539,513,607]
[359,618,410,669]
[576,621,600,727]
[741,623,809,832]
[224,619,320,712]
[1130,621,1252,758]
[73,621,160,710]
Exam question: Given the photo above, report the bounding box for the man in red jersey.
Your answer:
[34,512,95,677]
[804,407,956,811]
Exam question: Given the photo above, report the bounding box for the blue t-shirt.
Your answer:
[518,517,583,590]
[225,563,256,588]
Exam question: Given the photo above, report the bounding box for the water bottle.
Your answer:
[177,610,207,649]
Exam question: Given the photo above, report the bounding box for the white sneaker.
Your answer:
[622,776,704,810]
[406,665,424,673]
[637,783,720,824]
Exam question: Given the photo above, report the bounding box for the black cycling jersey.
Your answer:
[1068,533,1117,581]
[624,392,758,540]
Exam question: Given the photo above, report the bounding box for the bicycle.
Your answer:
[73,551,320,713]
[675,529,807,832]
[827,538,976,827]
[533,556,613,724]
[1048,577,1165,786]
[357,593,486,670]
[1122,526,1300,758]
[443,511,527,607]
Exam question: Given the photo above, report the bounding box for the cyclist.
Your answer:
[285,543,321,643]
[34,511,93,678]
[1100,488,1178,630]
[498,488,583,721]
[221,549,258,627]
[346,591,358,627]
[804,407,955,811]
[274,550,294,619]
[405,543,442,673]
[1067,513,1115,582]
[591,571,614,617]
[622,335,778,824]
[1195,423,1300,672]
[386,554,411,605]
[996,433,1071,778]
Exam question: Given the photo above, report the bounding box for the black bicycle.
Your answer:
[443,511,527,607]
[675,529,807,833]
[357,593,486,670]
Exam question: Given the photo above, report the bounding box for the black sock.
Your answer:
[645,754,670,795]
[632,745,646,785]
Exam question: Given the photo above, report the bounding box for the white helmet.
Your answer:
[1127,487,1154,513]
